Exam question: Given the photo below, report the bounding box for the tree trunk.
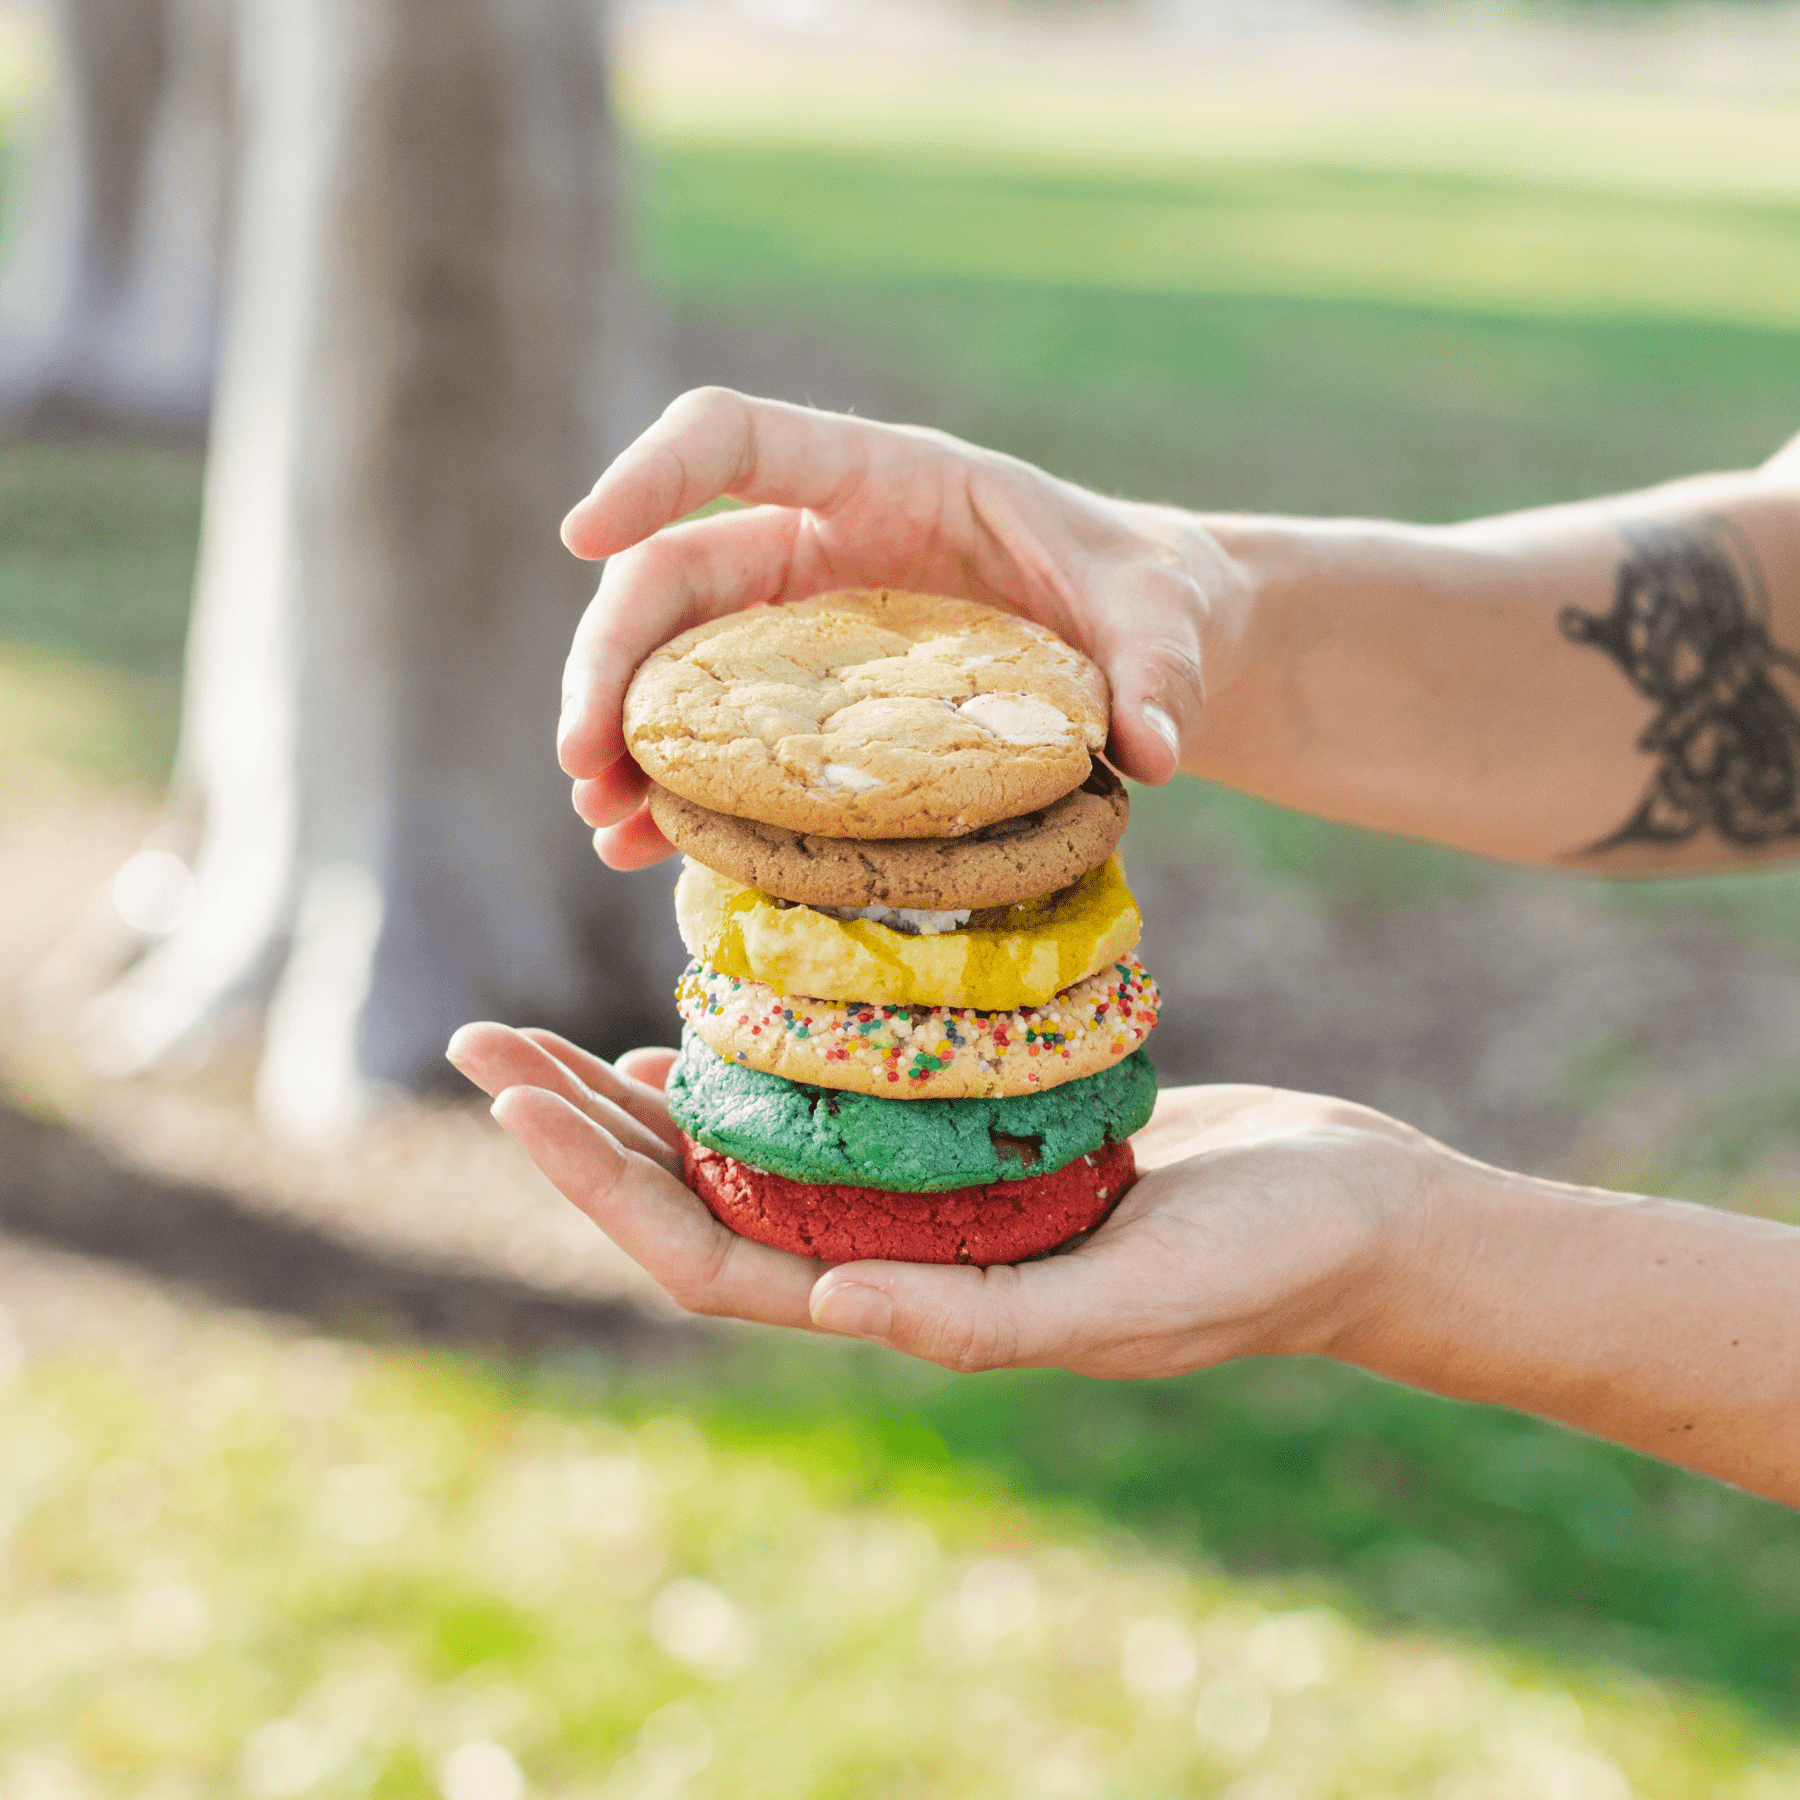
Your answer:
[0,0,232,427]
[83,0,679,1135]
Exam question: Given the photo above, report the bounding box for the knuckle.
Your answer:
[664,1231,739,1318]
[907,421,981,464]
[1122,614,1205,703]
[618,530,683,585]
[667,383,743,425]
[1136,563,1205,614]
[929,1283,1021,1374]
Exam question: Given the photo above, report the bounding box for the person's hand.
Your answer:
[555,388,1252,870]
[445,1021,1438,1378]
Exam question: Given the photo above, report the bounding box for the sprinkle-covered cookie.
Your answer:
[624,590,1110,839]
[682,1135,1136,1266]
[647,764,1130,911]
[676,951,1159,1099]
[667,1030,1158,1191]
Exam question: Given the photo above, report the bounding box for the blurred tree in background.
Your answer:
[0,0,227,426]
[1,0,677,1134]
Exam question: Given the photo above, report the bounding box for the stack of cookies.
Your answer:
[623,589,1161,1266]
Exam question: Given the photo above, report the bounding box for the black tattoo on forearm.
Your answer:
[1560,518,1800,852]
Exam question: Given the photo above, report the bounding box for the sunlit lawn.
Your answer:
[4,12,1800,1787]
[7,1330,1800,1799]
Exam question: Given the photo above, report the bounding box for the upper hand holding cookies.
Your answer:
[556,387,1251,868]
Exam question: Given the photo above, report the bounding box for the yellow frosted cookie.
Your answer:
[675,856,1142,1012]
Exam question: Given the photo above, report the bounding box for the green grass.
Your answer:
[645,148,1800,524]
[7,1329,1799,1797]
[660,1335,1800,1726]
[0,437,200,787]
[0,641,176,789]
[652,147,1800,333]
[623,31,1800,214]
[0,438,203,679]
[1584,1059,1800,1221]
[1124,775,1800,960]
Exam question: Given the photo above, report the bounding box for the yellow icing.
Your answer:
[674,855,1142,1010]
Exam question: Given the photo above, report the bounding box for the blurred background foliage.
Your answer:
[5,2,1800,1792]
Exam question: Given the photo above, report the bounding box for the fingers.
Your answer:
[558,508,802,778]
[490,1085,826,1330]
[808,1252,1101,1374]
[447,1022,680,1169]
[558,389,937,780]
[614,1046,679,1090]
[595,803,678,870]
[561,387,877,561]
[572,756,650,829]
[553,385,1218,795]
[559,496,860,778]
[517,1028,685,1148]
[1088,575,1206,786]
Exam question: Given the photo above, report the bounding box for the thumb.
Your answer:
[1094,597,1205,787]
[809,1260,1072,1373]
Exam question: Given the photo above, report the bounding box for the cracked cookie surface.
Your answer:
[647,764,1129,909]
[682,1135,1136,1266]
[623,589,1110,838]
[666,1030,1158,1190]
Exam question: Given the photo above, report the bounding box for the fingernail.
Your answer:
[560,495,596,550]
[811,1276,893,1341]
[1142,703,1180,760]
[556,691,581,766]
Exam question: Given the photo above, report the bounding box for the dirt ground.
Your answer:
[0,780,694,1366]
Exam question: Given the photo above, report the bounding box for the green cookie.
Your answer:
[666,1030,1157,1193]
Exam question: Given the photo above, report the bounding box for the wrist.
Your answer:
[1323,1141,1552,1392]
[1233,1124,1458,1366]
[1295,1131,1487,1370]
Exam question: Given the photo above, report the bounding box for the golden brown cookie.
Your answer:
[648,764,1129,910]
[623,590,1110,839]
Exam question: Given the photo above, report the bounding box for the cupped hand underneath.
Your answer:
[555,387,1251,870]
[445,1021,1435,1378]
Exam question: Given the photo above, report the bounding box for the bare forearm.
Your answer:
[1343,1156,1800,1504]
[1174,457,1800,871]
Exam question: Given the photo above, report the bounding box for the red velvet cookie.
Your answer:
[681,1134,1136,1267]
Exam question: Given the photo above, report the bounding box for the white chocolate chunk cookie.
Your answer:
[623,590,1110,838]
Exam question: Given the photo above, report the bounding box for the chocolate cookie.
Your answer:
[623,590,1110,839]
[648,764,1129,911]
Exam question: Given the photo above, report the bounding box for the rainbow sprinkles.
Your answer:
[678,952,1160,1100]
